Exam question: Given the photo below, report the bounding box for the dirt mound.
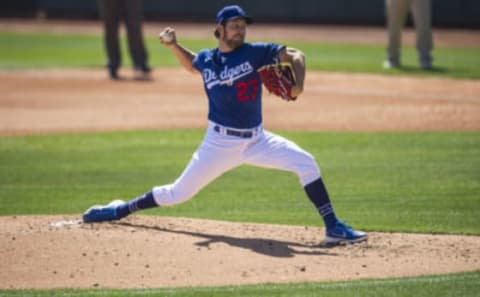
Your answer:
[1,215,479,289]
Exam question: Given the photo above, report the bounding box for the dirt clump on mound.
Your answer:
[1,215,479,289]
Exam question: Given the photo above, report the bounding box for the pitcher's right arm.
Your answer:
[159,27,199,74]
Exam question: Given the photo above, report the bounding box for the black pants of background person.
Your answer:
[98,0,151,79]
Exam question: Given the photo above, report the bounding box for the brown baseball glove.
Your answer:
[258,62,297,101]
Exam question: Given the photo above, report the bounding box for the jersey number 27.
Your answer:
[236,79,259,102]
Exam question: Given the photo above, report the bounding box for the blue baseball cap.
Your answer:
[216,5,253,24]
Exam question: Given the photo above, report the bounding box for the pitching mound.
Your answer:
[1,215,479,289]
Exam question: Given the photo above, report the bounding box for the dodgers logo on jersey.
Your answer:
[203,61,254,90]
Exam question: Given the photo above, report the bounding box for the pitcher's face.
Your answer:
[221,18,247,50]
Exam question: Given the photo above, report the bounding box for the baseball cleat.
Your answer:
[383,60,400,69]
[83,200,125,223]
[420,60,433,70]
[133,69,152,81]
[325,220,368,245]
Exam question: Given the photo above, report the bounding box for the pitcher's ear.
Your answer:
[214,24,224,39]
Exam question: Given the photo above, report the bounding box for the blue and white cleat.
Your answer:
[83,200,125,223]
[325,220,368,245]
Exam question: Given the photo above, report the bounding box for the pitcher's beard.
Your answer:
[224,36,244,50]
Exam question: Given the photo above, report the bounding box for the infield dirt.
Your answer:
[1,215,480,289]
[1,68,479,135]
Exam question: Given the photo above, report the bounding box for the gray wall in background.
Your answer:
[1,0,479,28]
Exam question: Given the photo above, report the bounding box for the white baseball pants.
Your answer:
[152,122,321,206]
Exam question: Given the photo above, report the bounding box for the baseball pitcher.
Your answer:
[83,5,367,245]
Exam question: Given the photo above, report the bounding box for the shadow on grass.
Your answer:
[115,221,338,258]
[385,65,450,76]
[401,65,448,73]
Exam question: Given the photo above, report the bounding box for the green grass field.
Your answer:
[0,30,479,296]
[1,31,480,78]
[1,271,479,297]
[1,131,479,235]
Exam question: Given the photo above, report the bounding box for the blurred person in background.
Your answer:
[98,0,151,80]
[384,0,433,70]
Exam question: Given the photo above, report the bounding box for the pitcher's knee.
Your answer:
[296,154,321,186]
[152,184,197,206]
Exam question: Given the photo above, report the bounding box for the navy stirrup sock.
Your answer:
[304,178,338,229]
[116,191,157,218]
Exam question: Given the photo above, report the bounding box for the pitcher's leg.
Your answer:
[83,133,243,222]
[244,132,334,226]
[244,131,367,244]
[112,147,224,218]
[152,139,242,206]
[244,131,320,186]
[153,155,229,206]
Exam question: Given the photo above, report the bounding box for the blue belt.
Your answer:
[213,125,254,138]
